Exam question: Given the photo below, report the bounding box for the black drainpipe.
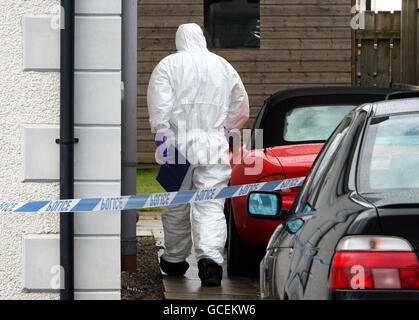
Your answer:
[60,0,75,300]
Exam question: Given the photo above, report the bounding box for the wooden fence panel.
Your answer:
[138,0,353,164]
[376,39,390,87]
[393,39,401,84]
[355,11,401,87]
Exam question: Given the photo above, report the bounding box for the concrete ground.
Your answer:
[137,211,259,300]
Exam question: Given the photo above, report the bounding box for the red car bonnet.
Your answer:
[267,143,324,181]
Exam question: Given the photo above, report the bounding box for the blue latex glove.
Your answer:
[224,127,230,141]
[155,132,166,151]
[154,133,170,167]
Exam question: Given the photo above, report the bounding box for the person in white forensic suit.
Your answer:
[147,23,249,286]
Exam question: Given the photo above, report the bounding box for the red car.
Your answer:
[226,87,396,277]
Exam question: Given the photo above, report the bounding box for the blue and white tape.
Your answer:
[0,177,305,213]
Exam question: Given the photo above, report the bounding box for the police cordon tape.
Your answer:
[0,177,305,213]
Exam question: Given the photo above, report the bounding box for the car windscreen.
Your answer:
[358,113,419,204]
[283,105,355,143]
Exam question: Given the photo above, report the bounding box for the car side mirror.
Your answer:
[284,218,305,234]
[246,191,286,220]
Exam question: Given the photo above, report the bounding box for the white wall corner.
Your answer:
[75,291,121,300]
[22,15,60,71]
[75,16,122,70]
[22,15,123,72]
[22,125,59,182]
[22,234,60,291]
[75,72,122,125]
[22,125,121,182]
[75,0,122,15]
[74,236,121,290]
[19,0,124,299]
[74,182,121,236]
[74,127,121,180]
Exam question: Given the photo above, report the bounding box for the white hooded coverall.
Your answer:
[147,23,249,265]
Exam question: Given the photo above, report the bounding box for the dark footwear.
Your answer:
[198,258,223,287]
[160,257,189,276]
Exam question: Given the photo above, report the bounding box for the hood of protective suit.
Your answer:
[176,23,207,51]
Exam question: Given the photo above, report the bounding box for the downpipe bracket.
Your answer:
[56,138,79,145]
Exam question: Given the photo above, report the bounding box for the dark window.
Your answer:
[204,0,260,49]
[358,113,419,193]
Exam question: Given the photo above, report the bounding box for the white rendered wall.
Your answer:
[0,0,122,299]
[0,0,61,300]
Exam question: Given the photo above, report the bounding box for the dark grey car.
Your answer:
[247,98,419,300]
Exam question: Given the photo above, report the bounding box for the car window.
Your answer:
[284,105,355,142]
[359,113,419,192]
[293,115,353,216]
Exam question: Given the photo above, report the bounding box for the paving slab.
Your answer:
[137,214,259,300]
[163,277,258,296]
[137,230,153,237]
[164,292,258,300]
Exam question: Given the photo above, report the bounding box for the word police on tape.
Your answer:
[0,177,305,214]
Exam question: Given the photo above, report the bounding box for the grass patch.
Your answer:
[137,167,164,212]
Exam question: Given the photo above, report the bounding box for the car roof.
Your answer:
[266,86,398,106]
[386,91,419,100]
[371,98,419,116]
